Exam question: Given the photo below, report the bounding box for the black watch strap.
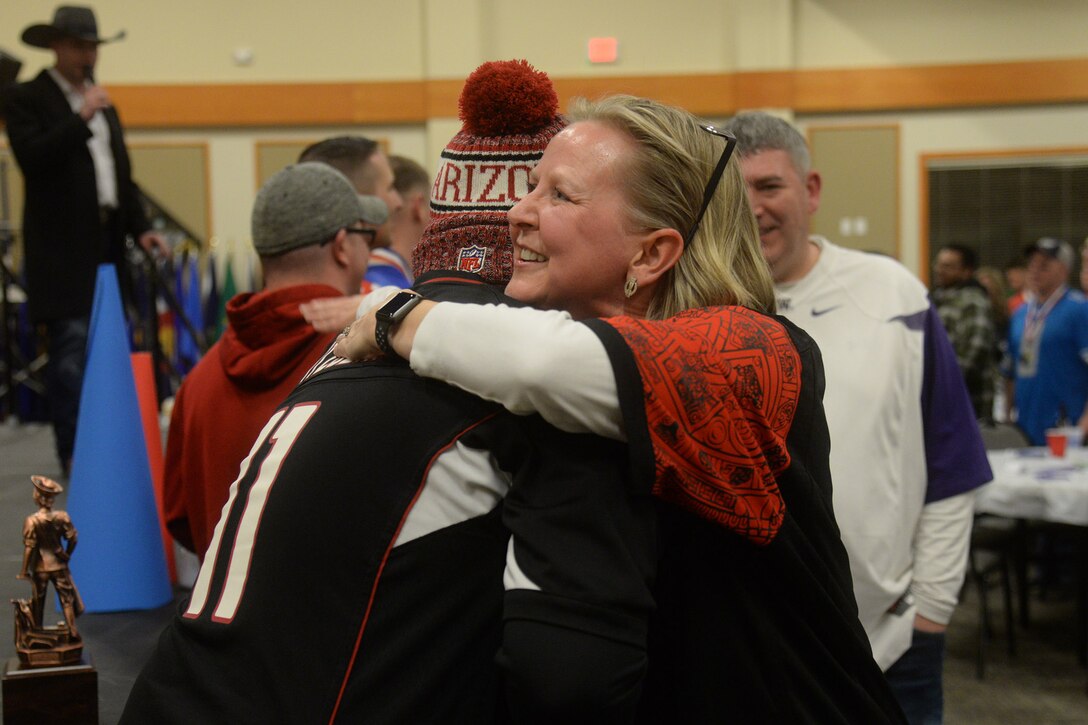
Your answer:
[374,318,403,361]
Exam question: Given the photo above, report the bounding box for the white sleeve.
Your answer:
[910,490,977,625]
[355,285,401,319]
[411,302,626,441]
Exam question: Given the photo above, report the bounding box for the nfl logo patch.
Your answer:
[457,245,488,273]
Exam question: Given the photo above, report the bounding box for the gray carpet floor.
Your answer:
[946,570,1087,723]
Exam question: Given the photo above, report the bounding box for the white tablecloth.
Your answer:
[976,448,1088,526]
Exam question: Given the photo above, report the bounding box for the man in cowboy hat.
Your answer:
[3,6,166,477]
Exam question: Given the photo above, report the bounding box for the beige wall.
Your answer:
[9,1,1088,81]
[3,0,427,83]
[4,0,1088,279]
[809,126,899,257]
[795,0,1088,68]
[4,1,747,82]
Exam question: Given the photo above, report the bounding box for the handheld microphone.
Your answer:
[81,65,109,113]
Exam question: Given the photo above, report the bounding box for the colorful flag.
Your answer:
[174,250,202,374]
[218,255,236,339]
[203,250,221,345]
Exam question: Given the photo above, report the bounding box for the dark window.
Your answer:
[928,159,1088,279]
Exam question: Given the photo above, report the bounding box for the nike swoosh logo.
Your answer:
[811,305,842,317]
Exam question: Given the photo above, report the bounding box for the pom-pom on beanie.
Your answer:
[413,59,567,284]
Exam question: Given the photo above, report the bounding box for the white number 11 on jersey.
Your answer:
[184,402,320,622]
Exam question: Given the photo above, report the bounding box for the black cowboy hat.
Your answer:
[21,6,126,49]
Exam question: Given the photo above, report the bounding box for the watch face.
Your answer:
[378,291,421,322]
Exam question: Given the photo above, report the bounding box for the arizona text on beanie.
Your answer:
[413,59,566,284]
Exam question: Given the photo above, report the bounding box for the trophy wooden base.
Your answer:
[2,655,98,725]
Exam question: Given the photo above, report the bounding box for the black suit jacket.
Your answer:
[3,69,149,322]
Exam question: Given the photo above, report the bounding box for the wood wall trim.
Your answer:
[922,146,1088,163]
[792,58,1088,112]
[107,81,428,127]
[552,75,739,116]
[101,57,1088,129]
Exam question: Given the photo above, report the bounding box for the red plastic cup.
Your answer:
[1045,429,1067,458]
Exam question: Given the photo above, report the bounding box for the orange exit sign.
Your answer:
[588,37,618,64]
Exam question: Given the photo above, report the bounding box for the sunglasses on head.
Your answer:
[683,125,737,247]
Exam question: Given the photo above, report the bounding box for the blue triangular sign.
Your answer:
[66,264,173,612]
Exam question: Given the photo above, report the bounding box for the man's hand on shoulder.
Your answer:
[301,295,364,333]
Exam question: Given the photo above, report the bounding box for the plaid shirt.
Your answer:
[932,281,998,421]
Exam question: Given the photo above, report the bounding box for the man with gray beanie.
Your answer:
[160,162,386,559]
[297,135,404,331]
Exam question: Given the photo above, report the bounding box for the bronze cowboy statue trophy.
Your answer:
[12,475,85,667]
[3,475,97,724]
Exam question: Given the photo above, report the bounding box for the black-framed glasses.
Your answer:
[343,226,378,246]
[683,125,737,246]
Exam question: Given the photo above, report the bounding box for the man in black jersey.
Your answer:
[121,60,655,724]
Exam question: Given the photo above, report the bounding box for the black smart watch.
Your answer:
[374,290,424,361]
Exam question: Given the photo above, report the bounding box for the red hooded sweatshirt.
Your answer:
[163,284,340,557]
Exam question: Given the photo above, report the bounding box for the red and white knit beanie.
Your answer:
[412,59,567,284]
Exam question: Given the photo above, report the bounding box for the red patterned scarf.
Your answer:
[605,307,800,545]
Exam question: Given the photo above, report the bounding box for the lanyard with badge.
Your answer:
[1017,286,1065,378]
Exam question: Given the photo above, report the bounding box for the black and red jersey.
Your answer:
[122,272,656,724]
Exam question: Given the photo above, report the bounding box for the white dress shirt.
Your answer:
[48,67,118,210]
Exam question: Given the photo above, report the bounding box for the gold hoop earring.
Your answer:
[624,276,638,298]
